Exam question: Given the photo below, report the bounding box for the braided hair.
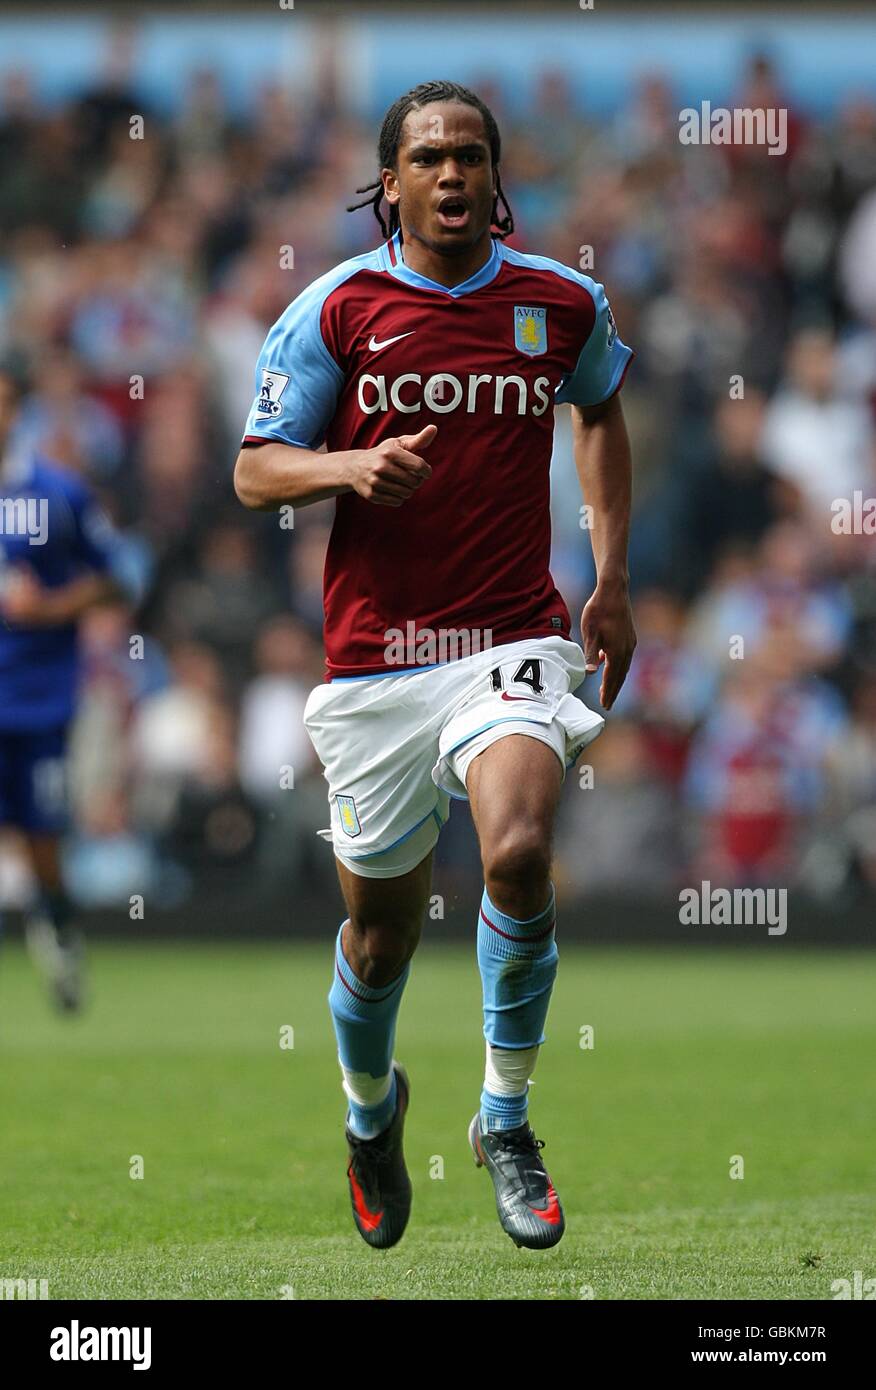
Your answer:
[346,80,514,241]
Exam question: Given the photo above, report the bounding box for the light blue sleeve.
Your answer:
[242,280,346,449]
[555,277,633,408]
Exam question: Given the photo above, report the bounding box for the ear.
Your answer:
[381,169,400,206]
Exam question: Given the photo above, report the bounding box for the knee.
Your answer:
[345,914,420,986]
[483,824,552,901]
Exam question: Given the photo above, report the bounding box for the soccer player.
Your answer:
[0,359,129,1010]
[234,81,637,1250]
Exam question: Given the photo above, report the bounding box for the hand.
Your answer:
[0,568,56,626]
[580,579,637,711]
[347,423,436,506]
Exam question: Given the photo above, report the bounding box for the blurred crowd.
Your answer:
[0,31,874,910]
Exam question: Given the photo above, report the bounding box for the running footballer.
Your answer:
[234,80,637,1251]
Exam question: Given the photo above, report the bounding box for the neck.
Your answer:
[397,226,494,288]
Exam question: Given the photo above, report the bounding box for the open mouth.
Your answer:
[436,198,470,229]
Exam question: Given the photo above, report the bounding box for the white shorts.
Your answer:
[302,635,605,878]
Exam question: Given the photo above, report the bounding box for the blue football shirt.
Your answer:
[0,446,125,731]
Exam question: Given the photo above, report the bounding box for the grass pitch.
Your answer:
[1,939,873,1300]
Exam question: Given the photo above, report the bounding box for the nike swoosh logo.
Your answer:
[500,693,538,702]
[368,331,416,352]
[532,1182,562,1225]
[348,1165,384,1231]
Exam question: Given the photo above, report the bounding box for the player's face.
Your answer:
[385,102,497,258]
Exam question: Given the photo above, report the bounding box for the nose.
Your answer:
[436,158,465,186]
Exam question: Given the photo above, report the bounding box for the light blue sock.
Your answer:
[477,884,557,1132]
[328,923,409,1139]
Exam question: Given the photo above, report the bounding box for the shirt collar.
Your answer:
[381,228,502,298]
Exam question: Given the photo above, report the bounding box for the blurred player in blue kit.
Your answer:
[0,359,131,1010]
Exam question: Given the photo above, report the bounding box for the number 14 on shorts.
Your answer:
[489,658,546,701]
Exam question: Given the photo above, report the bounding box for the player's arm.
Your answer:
[0,569,120,627]
[555,276,637,711]
[1,485,140,628]
[572,393,636,710]
[233,425,436,512]
[235,280,436,512]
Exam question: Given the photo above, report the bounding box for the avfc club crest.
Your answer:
[514,305,548,356]
[336,795,362,838]
[255,367,290,417]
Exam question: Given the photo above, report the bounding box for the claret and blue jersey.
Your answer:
[242,228,634,679]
